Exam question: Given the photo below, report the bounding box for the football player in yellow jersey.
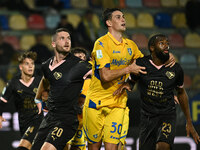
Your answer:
[70,46,130,150]
[83,8,148,150]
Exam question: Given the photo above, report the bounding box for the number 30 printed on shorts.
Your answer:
[110,122,122,134]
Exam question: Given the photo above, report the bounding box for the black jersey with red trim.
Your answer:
[41,53,91,116]
[131,55,184,116]
[0,74,43,130]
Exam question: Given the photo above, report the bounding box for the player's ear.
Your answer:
[106,20,112,27]
[19,64,22,71]
[51,41,56,48]
[150,45,154,53]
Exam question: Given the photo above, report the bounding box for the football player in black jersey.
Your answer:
[0,51,43,150]
[64,47,89,150]
[31,28,91,150]
[114,34,200,150]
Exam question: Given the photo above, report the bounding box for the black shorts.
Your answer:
[21,119,42,144]
[139,113,176,150]
[31,112,79,150]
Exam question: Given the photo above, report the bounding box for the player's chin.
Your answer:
[63,48,71,53]
[27,71,34,76]
[121,27,126,31]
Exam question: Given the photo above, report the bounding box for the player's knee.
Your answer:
[156,142,170,150]
[16,146,29,150]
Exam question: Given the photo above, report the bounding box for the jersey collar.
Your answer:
[107,32,128,45]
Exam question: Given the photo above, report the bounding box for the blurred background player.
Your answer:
[77,9,99,52]
[71,47,89,62]
[0,51,43,150]
[57,15,76,47]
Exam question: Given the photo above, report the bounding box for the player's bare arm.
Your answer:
[99,61,146,83]
[113,78,136,96]
[176,87,200,144]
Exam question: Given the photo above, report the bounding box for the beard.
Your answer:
[155,50,169,64]
[56,45,70,55]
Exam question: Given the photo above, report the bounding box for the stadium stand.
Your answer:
[168,33,185,48]
[3,36,20,50]
[124,12,136,28]
[185,33,200,48]
[20,35,36,50]
[0,15,9,30]
[154,12,172,28]
[45,13,61,29]
[137,12,154,28]
[27,14,45,29]
[131,33,148,49]
[126,0,142,8]
[9,14,27,30]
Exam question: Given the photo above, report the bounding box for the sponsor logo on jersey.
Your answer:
[33,88,38,94]
[53,72,62,80]
[98,40,104,48]
[93,134,98,138]
[17,90,23,93]
[165,71,175,79]
[111,58,131,66]
[96,50,103,59]
[113,50,120,53]
[127,48,132,55]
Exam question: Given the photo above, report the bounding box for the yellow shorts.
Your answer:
[67,114,86,150]
[83,106,125,144]
[120,107,129,145]
[67,125,86,150]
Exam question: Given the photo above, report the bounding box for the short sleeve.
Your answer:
[92,39,111,69]
[131,41,144,60]
[68,61,92,81]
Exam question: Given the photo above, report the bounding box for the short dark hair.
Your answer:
[18,51,37,64]
[71,47,90,60]
[102,8,122,28]
[148,34,167,51]
[71,47,88,56]
[52,28,70,42]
